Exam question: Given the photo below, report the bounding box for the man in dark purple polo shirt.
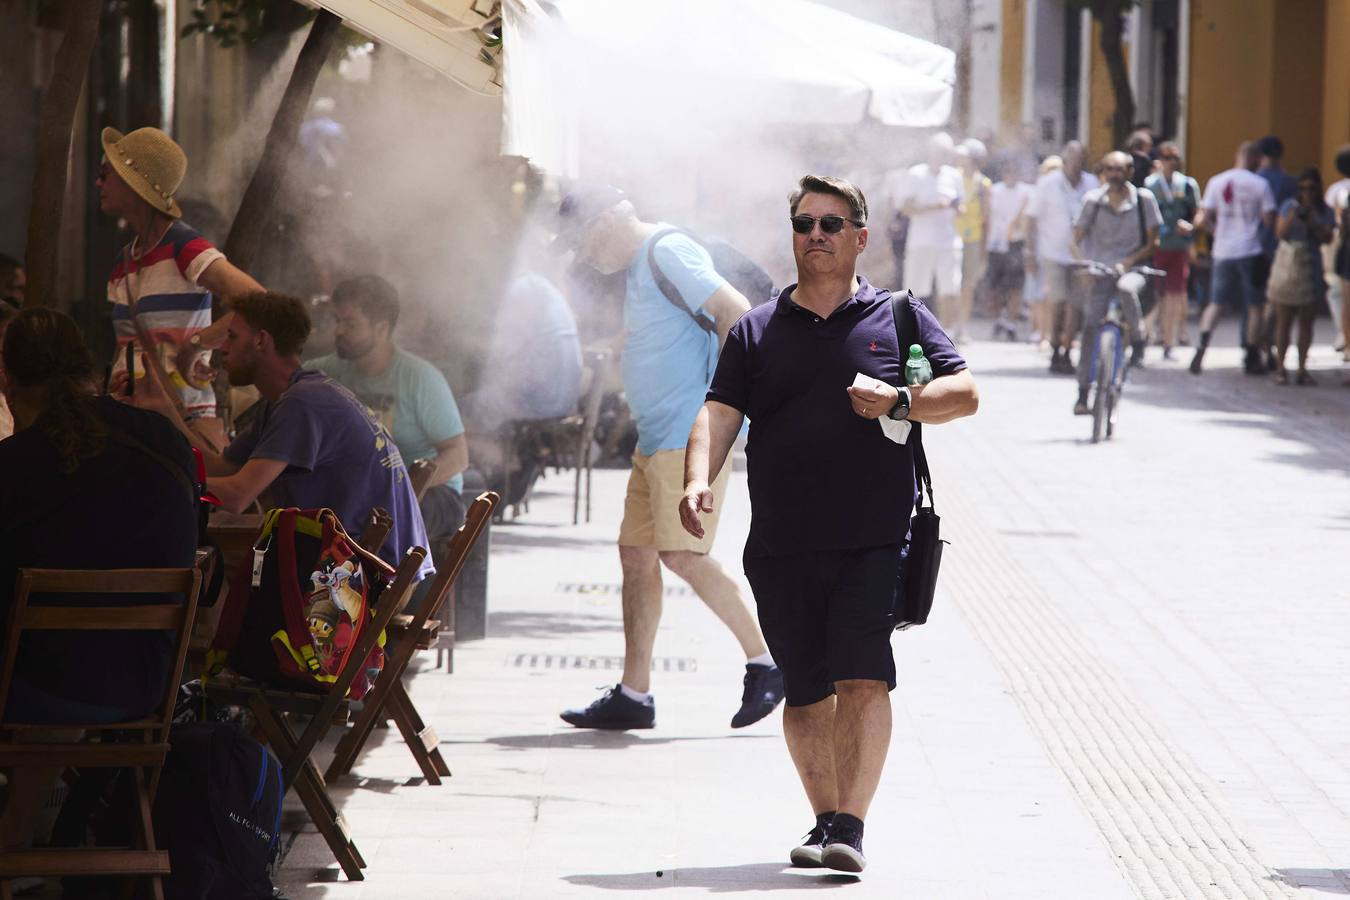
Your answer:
[680,175,979,874]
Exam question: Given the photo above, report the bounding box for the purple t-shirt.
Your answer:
[707,277,966,557]
[224,369,432,579]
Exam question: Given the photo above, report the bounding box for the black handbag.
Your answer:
[890,292,946,630]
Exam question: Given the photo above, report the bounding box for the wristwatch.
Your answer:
[886,385,912,421]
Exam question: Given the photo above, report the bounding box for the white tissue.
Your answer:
[853,372,910,445]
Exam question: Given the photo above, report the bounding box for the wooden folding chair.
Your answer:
[326,492,499,785]
[0,564,205,900]
[407,459,438,501]
[203,543,426,882]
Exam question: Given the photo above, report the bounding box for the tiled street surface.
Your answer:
[271,323,1350,899]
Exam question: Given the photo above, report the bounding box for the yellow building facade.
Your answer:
[999,0,1350,184]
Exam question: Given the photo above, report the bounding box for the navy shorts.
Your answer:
[742,544,901,707]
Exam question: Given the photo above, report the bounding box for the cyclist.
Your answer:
[1070,151,1162,415]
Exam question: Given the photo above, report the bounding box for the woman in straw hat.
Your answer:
[97,126,262,435]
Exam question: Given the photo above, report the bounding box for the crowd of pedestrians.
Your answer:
[882,128,1350,401]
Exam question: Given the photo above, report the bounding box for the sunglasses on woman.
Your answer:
[790,214,864,235]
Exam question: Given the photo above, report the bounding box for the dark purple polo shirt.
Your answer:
[707,276,966,557]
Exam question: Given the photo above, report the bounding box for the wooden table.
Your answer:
[190,511,263,653]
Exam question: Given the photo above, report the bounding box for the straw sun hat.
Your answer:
[99,126,186,218]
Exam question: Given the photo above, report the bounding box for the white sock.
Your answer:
[747,652,775,668]
[619,683,652,703]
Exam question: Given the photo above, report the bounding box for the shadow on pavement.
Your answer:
[564,863,859,891]
[491,529,618,553]
[1273,868,1350,894]
[488,610,619,639]
[485,731,776,751]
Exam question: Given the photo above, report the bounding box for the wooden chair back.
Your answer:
[324,493,498,784]
[279,543,426,787]
[0,565,203,736]
[0,564,204,897]
[408,460,438,501]
[421,492,498,626]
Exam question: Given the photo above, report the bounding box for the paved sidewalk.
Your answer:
[270,323,1350,899]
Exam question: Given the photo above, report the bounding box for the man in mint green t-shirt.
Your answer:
[309,275,469,540]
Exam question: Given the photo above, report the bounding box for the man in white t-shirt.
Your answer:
[1189,142,1277,376]
[985,156,1034,332]
[1025,142,1099,374]
[895,132,964,325]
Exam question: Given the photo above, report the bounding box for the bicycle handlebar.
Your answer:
[1068,260,1166,279]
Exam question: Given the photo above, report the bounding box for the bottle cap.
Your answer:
[908,344,924,359]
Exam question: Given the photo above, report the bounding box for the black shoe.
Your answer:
[1056,353,1076,375]
[789,821,828,868]
[1129,342,1145,369]
[1162,347,1174,361]
[820,820,866,873]
[560,685,655,730]
[731,663,785,728]
[1189,347,1205,375]
[1048,352,1061,374]
[1243,347,1264,375]
[1073,399,1089,416]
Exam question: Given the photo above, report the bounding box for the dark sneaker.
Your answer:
[560,685,655,730]
[731,663,785,728]
[1189,347,1205,375]
[820,820,866,873]
[789,822,828,868]
[1073,398,1089,416]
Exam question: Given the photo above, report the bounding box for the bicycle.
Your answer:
[1071,261,1164,443]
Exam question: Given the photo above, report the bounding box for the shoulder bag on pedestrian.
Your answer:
[890,291,946,630]
[647,228,776,333]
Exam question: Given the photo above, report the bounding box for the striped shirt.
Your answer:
[108,221,224,418]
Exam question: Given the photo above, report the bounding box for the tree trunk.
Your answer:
[24,0,103,308]
[222,9,342,272]
[1097,9,1135,150]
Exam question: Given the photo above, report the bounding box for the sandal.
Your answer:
[1296,370,1317,386]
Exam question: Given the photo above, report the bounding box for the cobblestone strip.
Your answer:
[940,481,1296,900]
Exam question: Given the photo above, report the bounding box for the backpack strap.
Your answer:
[647,228,717,334]
[889,291,934,511]
[1136,186,1148,249]
[275,508,323,676]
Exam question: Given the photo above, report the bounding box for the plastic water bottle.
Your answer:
[904,344,933,386]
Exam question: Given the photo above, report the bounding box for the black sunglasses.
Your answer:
[790,214,863,235]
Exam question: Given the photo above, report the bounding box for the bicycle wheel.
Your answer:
[1091,329,1116,443]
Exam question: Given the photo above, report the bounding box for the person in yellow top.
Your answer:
[953,138,991,343]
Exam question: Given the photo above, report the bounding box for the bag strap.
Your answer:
[647,228,717,335]
[889,292,935,511]
[275,508,323,675]
[1136,187,1147,249]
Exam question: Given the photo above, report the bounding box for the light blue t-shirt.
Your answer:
[309,348,466,492]
[622,228,727,455]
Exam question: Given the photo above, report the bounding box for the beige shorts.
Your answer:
[1040,260,1082,308]
[618,449,730,553]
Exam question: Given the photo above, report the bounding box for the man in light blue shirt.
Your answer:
[309,275,469,541]
[554,186,784,731]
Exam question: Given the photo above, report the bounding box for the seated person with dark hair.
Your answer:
[308,275,469,540]
[119,291,431,579]
[0,307,197,724]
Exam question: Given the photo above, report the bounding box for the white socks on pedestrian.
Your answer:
[747,652,775,668]
[619,684,652,703]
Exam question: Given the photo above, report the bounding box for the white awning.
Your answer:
[309,0,504,94]
[501,0,955,175]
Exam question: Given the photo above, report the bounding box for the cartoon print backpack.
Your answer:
[209,508,389,699]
